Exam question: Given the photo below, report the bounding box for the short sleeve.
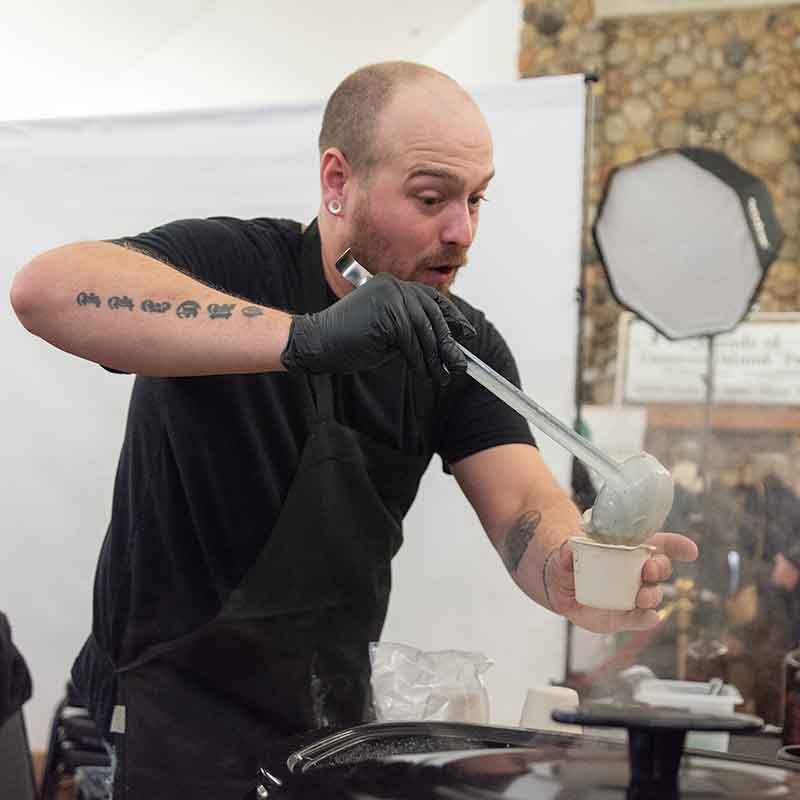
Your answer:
[101,216,302,374]
[436,301,537,470]
[110,216,300,305]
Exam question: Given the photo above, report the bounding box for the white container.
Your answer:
[634,679,743,752]
[519,686,582,735]
[570,536,655,611]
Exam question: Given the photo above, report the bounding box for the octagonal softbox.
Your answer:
[593,147,784,340]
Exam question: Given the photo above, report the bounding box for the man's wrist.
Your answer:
[280,314,321,373]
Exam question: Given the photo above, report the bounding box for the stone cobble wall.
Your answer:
[519,0,800,407]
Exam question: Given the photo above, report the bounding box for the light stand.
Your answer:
[582,147,784,682]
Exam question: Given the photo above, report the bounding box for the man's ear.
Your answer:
[320,147,352,208]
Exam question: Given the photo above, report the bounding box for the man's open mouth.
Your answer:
[431,265,458,275]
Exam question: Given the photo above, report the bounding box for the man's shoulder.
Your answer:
[203,215,304,248]
[114,215,307,303]
[119,215,304,259]
[170,216,306,276]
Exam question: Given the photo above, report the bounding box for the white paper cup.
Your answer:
[519,686,582,734]
[570,536,655,611]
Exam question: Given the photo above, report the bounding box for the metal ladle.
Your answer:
[336,251,674,545]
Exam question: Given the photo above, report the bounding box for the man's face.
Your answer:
[345,79,494,294]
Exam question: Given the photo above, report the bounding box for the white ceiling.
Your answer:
[2,0,490,119]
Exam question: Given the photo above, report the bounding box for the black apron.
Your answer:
[111,224,429,799]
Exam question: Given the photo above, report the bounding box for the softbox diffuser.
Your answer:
[593,147,784,340]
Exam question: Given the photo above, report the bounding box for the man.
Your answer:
[10,61,697,798]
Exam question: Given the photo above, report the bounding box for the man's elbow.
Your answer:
[10,250,65,334]
[10,260,43,332]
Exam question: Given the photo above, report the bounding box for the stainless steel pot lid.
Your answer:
[251,709,799,800]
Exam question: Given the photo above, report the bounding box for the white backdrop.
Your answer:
[1,74,586,747]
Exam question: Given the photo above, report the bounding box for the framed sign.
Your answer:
[616,312,800,406]
[596,0,798,17]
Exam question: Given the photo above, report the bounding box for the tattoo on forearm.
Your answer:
[208,303,235,319]
[242,306,264,317]
[502,511,541,573]
[108,295,134,311]
[76,291,101,307]
[141,299,172,313]
[176,300,201,318]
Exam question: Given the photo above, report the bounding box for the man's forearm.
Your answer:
[496,492,582,611]
[10,241,293,376]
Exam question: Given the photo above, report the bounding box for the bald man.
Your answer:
[11,62,697,799]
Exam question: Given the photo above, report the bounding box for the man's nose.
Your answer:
[441,203,474,249]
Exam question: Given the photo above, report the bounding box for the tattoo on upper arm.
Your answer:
[108,296,134,311]
[176,300,201,318]
[76,291,101,308]
[208,303,235,319]
[502,510,541,573]
[74,291,252,322]
[141,299,172,313]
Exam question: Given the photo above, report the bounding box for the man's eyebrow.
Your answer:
[405,168,496,188]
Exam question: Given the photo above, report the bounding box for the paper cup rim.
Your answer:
[570,535,656,553]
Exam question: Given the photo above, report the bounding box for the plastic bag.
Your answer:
[369,641,492,723]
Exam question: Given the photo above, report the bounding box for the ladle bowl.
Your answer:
[583,452,675,546]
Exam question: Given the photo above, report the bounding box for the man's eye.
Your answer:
[469,194,488,207]
[418,196,442,207]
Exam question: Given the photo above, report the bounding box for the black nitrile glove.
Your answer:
[281,273,476,384]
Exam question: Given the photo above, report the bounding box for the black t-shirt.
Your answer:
[82,216,536,673]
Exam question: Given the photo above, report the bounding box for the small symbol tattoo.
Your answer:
[208,303,235,319]
[76,291,101,308]
[242,306,264,318]
[108,295,134,311]
[503,511,541,573]
[176,300,201,319]
[141,299,172,313]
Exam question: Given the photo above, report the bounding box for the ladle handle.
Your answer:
[457,344,620,481]
[333,247,622,481]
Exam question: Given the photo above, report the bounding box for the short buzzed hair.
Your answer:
[319,61,452,175]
